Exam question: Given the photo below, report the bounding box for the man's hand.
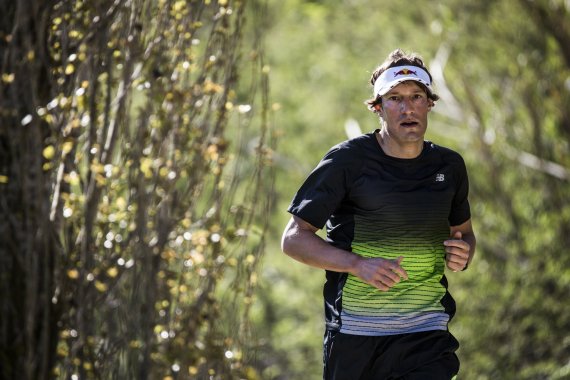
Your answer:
[444,231,470,272]
[354,256,408,291]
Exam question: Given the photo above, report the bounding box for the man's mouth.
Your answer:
[400,121,419,127]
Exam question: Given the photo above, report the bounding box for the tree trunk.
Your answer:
[0,1,60,379]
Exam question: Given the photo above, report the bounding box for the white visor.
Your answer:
[373,65,432,98]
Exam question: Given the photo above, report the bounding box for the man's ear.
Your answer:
[427,99,434,110]
[373,104,383,114]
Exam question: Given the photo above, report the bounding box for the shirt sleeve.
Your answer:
[449,154,471,226]
[287,143,361,229]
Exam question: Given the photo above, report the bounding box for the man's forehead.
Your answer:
[384,81,426,96]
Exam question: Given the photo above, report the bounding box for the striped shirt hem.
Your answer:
[339,311,449,336]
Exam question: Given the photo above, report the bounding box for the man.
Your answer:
[281,49,476,380]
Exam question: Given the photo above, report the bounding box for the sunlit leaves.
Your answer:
[1,73,15,83]
[67,269,80,279]
[18,0,276,379]
[43,145,56,160]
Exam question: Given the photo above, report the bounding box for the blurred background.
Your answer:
[1,0,569,379]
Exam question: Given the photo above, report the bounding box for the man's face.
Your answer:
[378,81,433,144]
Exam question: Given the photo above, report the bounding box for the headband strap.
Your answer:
[373,65,432,98]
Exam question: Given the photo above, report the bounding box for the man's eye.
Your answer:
[388,96,400,102]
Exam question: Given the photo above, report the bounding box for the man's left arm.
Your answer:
[445,219,476,272]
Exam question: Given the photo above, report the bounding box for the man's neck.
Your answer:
[376,129,424,159]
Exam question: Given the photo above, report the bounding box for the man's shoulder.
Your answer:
[318,132,375,170]
[425,141,465,163]
[329,132,376,154]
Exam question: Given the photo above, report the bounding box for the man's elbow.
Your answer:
[281,216,319,258]
[281,216,300,255]
[280,227,296,256]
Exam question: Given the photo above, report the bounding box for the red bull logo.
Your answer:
[394,68,417,77]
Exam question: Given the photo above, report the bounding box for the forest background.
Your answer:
[1,0,569,379]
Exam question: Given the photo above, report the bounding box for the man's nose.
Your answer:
[399,97,414,112]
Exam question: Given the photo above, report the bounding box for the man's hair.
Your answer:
[365,49,440,112]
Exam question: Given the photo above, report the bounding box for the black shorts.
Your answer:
[323,329,460,380]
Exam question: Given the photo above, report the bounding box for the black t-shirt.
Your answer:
[287,131,471,335]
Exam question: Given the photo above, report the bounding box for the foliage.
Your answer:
[0,0,275,379]
[259,0,570,379]
[433,1,570,378]
[2,0,570,379]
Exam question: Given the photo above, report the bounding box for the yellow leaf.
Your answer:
[106,267,118,278]
[94,281,107,292]
[95,173,106,186]
[67,269,79,279]
[227,258,238,267]
[62,141,73,155]
[64,171,80,186]
[116,197,126,210]
[65,64,75,75]
[203,80,223,94]
[43,145,55,160]
[57,345,68,357]
[190,250,205,264]
[0,175,8,183]
[90,161,104,174]
[140,158,153,178]
[173,0,186,12]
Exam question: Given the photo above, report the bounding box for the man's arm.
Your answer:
[445,218,476,272]
[281,215,408,291]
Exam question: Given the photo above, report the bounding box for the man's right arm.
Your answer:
[281,215,408,291]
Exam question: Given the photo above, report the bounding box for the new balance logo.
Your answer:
[435,174,445,182]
